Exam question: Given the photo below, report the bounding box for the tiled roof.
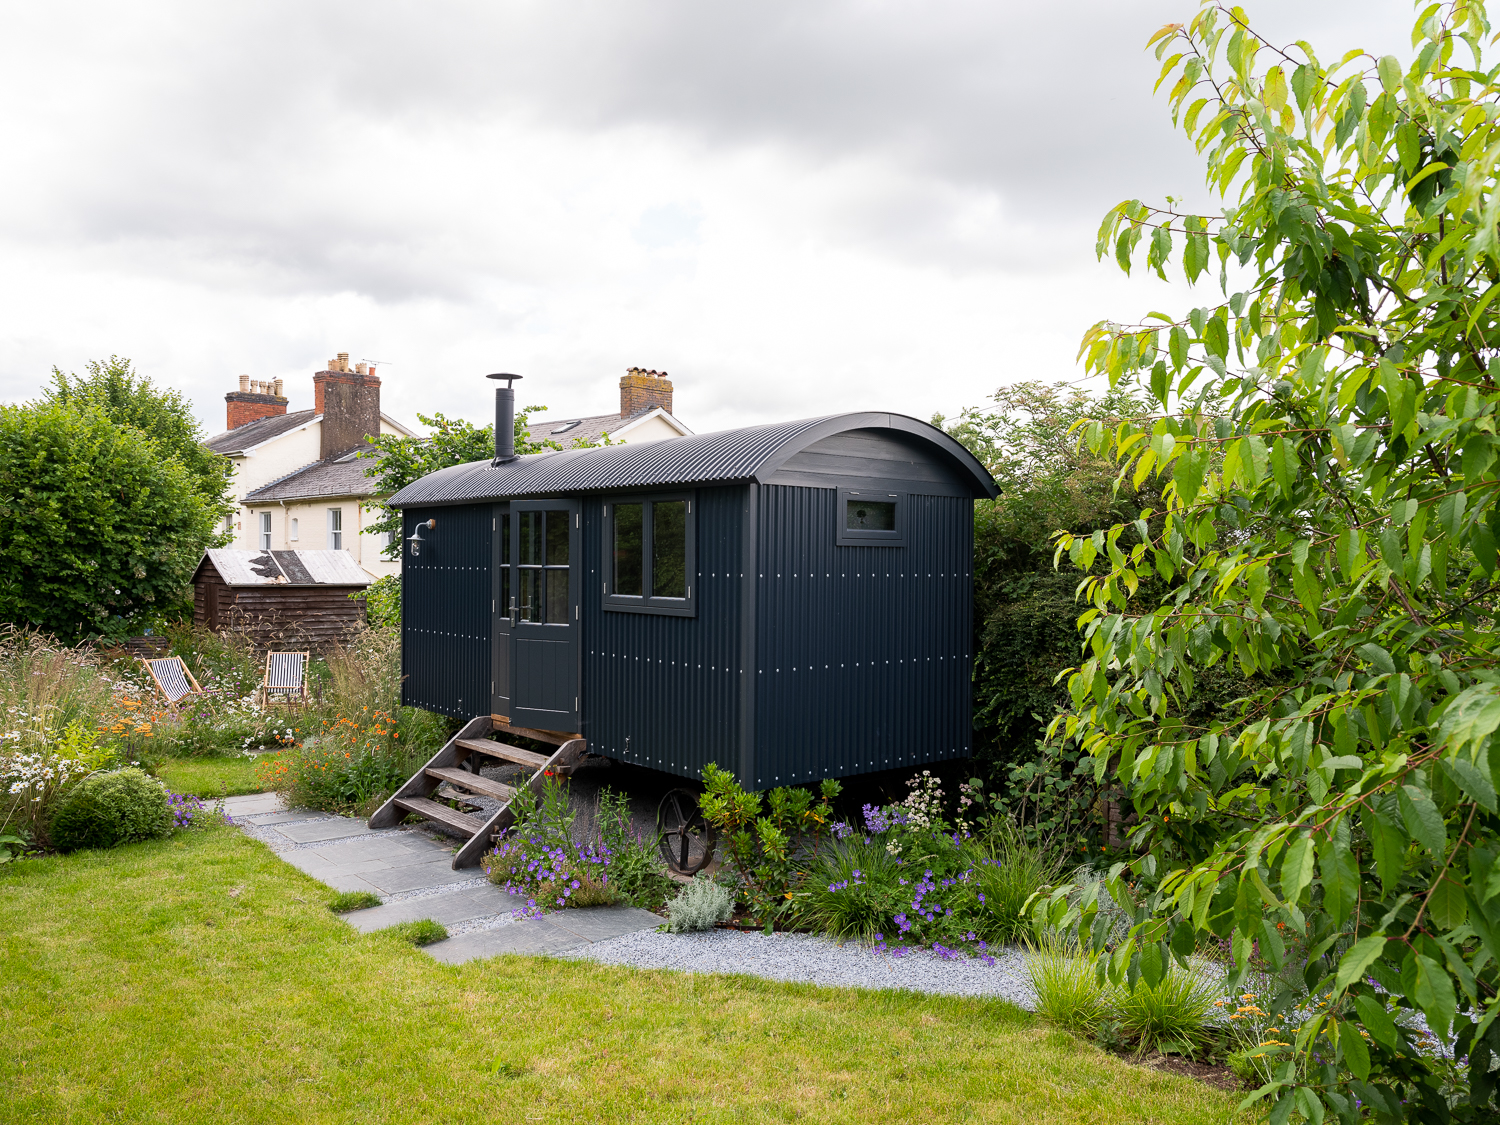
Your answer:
[524,412,631,449]
[205,410,317,454]
[242,446,383,503]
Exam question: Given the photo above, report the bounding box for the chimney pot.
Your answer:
[620,366,674,418]
[355,362,367,375]
[272,378,284,397]
[337,352,350,372]
[238,374,250,392]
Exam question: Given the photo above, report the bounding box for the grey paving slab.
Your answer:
[548,906,664,942]
[222,793,284,817]
[241,810,319,826]
[274,819,378,844]
[344,886,525,933]
[364,862,477,894]
[425,919,587,963]
[304,838,429,865]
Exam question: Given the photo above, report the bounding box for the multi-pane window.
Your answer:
[835,488,905,546]
[516,509,570,623]
[604,495,695,616]
[327,508,343,550]
[259,512,272,550]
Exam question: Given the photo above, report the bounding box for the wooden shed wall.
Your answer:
[192,571,367,651]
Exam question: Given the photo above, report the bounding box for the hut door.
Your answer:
[508,499,581,732]
[490,505,512,719]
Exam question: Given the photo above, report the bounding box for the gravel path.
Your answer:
[568,928,1037,1006]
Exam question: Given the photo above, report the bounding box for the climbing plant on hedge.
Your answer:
[1040,2,1500,1121]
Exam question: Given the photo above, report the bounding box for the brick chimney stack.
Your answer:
[313,352,381,459]
[619,367,673,417]
[225,373,290,430]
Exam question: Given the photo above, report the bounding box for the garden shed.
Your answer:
[390,400,998,792]
[192,548,371,650]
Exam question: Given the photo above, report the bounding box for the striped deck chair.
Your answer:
[261,651,309,706]
[140,656,205,711]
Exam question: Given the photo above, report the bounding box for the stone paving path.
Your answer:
[222,793,664,960]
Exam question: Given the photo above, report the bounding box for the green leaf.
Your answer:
[1340,1019,1371,1082]
[1336,935,1387,992]
[1399,785,1448,858]
[1319,837,1359,928]
[1410,952,1457,1036]
[1168,325,1189,369]
[1173,447,1209,505]
[1354,993,1399,1050]
[1443,755,1498,812]
[1270,436,1298,500]
[1203,316,1229,359]
[1280,832,1316,904]
[1428,874,1468,930]
[1377,54,1403,93]
[1357,643,1396,675]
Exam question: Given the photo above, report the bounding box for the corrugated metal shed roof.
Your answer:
[199,549,372,587]
[390,413,998,507]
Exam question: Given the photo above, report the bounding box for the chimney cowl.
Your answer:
[238,374,250,392]
[620,366,674,418]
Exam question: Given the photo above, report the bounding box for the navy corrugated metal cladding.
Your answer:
[582,486,744,779]
[394,411,998,790]
[401,503,491,719]
[753,486,973,789]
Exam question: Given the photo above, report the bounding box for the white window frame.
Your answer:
[258,512,272,550]
[289,517,299,542]
[327,507,343,550]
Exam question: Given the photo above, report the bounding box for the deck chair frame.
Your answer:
[139,656,205,711]
[260,651,309,707]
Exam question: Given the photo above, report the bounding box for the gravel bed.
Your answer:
[568,928,1037,1006]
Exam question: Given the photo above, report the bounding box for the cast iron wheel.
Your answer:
[656,789,716,875]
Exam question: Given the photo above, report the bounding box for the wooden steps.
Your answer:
[368,716,590,870]
[425,766,515,801]
[392,796,487,835]
[455,738,549,770]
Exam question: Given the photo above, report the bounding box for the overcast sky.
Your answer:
[0,0,1413,438]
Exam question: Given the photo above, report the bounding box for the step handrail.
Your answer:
[367,715,493,830]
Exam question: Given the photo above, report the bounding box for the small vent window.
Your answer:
[289,517,299,542]
[327,508,343,551]
[836,489,904,546]
[259,512,272,550]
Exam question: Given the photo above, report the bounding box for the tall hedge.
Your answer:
[0,400,217,640]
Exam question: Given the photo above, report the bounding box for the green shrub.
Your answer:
[968,820,1064,944]
[666,876,734,933]
[387,919,446,946]
[801,836,904,940]
[1109,966,1218,1055]
[1023,940,1110,1036]
[329,891,382,913]
[48,768,173,851]
[595,787,674,911]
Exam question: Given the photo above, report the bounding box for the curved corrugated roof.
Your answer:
[389,412,998,507]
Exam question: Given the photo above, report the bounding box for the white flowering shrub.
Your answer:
[666,875,734,933]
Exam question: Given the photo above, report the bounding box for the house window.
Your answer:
[258,512,272,550]
[223,513,233,535]
[835,488,905,547]
[603,495,695,616]
[327,508,343,550]
[516,509,571,623]
[289,517,299,542]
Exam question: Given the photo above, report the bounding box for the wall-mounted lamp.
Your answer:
[407,519,436,557]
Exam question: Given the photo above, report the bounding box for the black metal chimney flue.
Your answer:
[486,373,522,465]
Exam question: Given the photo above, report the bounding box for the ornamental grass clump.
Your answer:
[1109,964,1218,1055]
[666,875,735,933]
[1023,939,1111,1036]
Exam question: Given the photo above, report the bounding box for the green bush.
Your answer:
[48,768,173,851]
[666,876,734,933]
[968,820,1064,944]
[801,835,904,940]
[1023,940,1111,1036]
[595,787,674,911]
[1109,966,1218,1055]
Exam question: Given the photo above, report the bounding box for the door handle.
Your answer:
[509,597,518,626]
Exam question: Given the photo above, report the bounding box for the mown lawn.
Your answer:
[154,755,264,798]
[0,827,1254,1124]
